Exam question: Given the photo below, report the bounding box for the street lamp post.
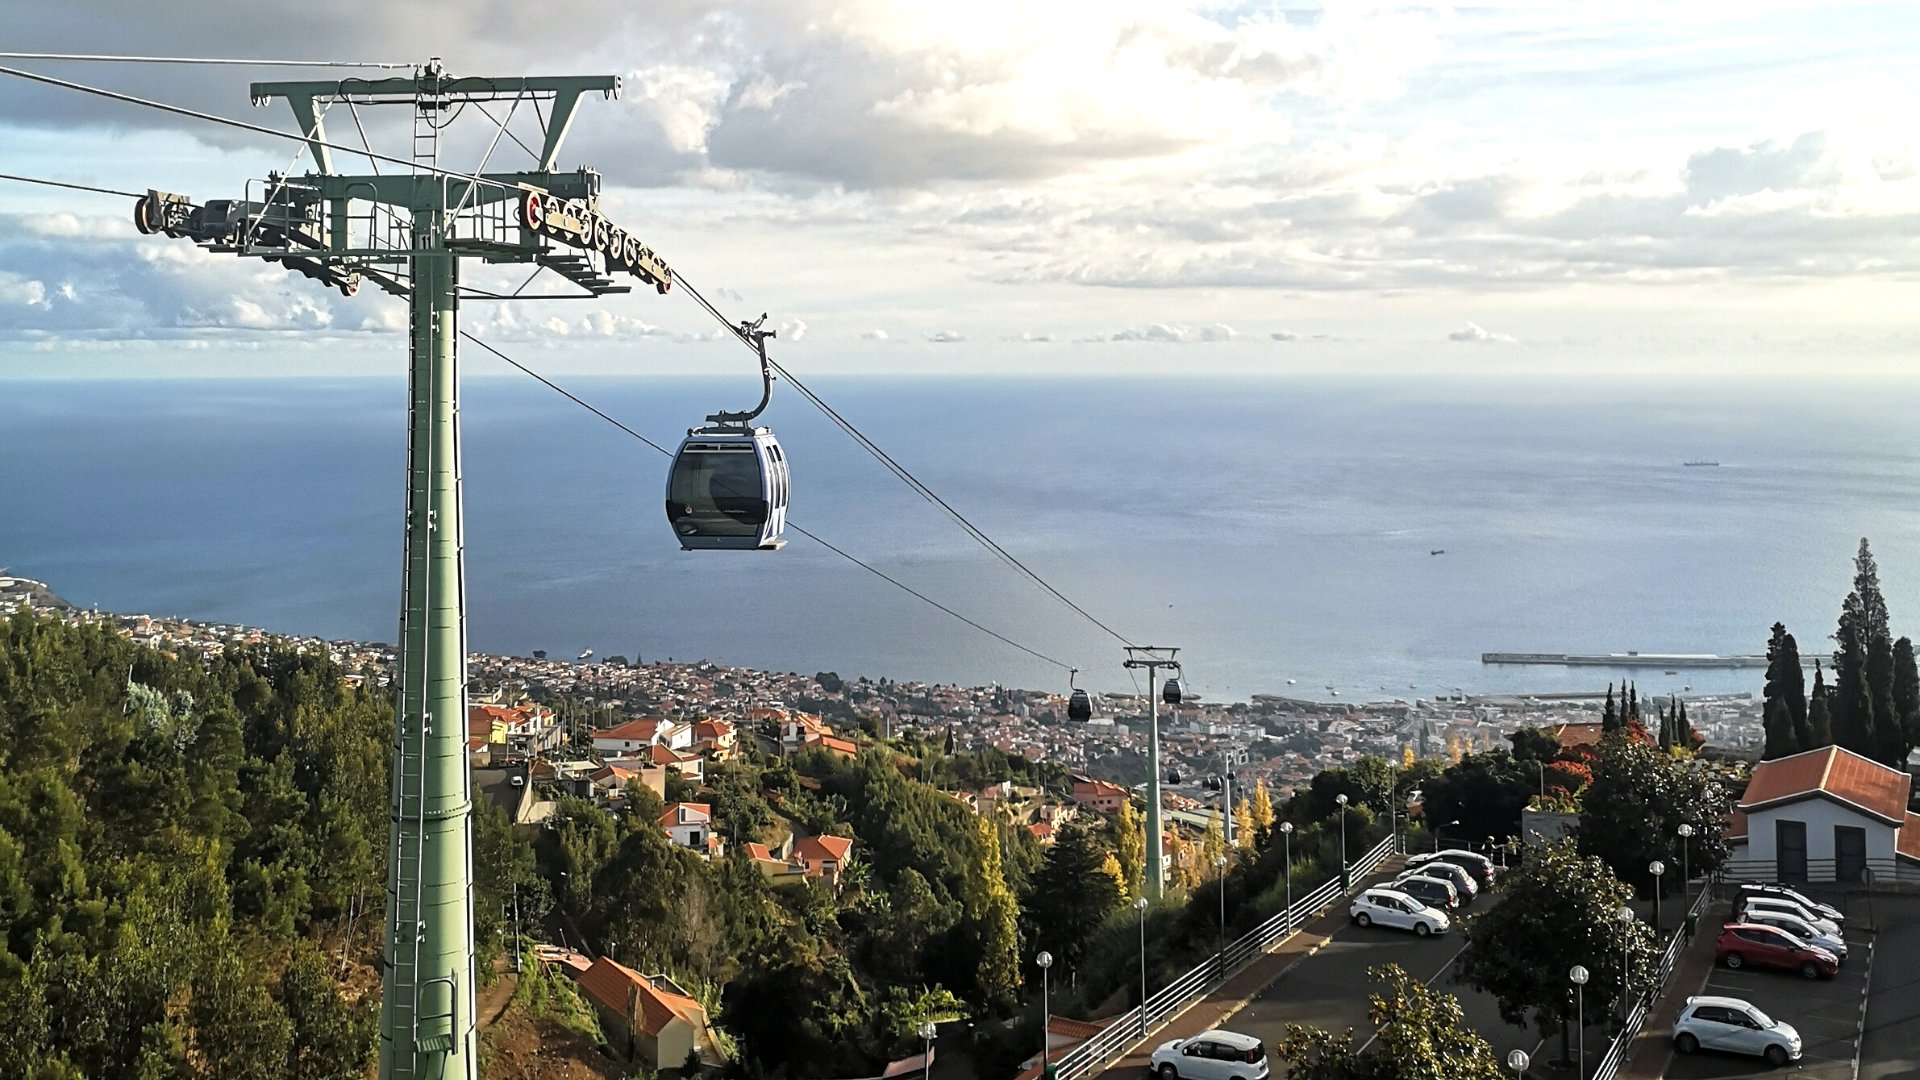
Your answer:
[919,1022,937,1080]
[1335,794,1350,892]
[1676,823,1695,900]
[1037,951,1054,1076]
[1213,854,1229,976]
[1436,819,1459,854]
[1615,905,1633,1022]
[1649,860,1666,934]
[1570,965,1589,1080]
[1507,1048,1529,1079]
[1280,822,1295,932]
[1135,897,1150,1037]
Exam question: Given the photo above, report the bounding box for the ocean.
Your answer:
[7,372,1920,703]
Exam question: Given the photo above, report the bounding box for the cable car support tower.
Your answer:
[130,60,668,1079]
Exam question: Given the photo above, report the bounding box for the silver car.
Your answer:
[1673,995,1802,1066]
[1737,907,1847,962]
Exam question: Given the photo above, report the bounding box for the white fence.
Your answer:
[1050,834,1399,1080]
[1589,883,1713,1080]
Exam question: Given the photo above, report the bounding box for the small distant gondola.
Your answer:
[1162,677,1183,705]
[666,316,789,551]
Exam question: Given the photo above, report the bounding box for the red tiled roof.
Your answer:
[573,958,707,1038]
[1900,813,1920,863]
[1552,722,1606,748]
[793,833,854,868]
[660,802,712,827]
[1740,745,1911,824]
[595,717,670,742]
[1028,822,1054,839]
[819,735,858,756]
[743,843,775,861]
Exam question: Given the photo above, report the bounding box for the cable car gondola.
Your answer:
[1067,668,1092,722]
[1165,768,1182,785]
[1163,676,1183,705]
[666,317,790,551]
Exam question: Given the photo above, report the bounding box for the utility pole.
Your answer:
[1124,647,1180,899]
[136,60,663,1080]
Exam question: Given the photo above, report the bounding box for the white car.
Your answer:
[1739,897,1840,938]
[1738,884,1844,926]
[1672,995,1802,1066]
[1349,887,1450,936]
[1737,908,1847,962]
[1149,1030,1269,1080]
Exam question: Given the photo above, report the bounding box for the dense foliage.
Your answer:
[0,612,381,1078]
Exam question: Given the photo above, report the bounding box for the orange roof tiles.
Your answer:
[1901,813,1920,863]
[793,833,853,869]
[595,717,671,742]
[1551,722,1606,748]
[660,802,712,827]
[573,957,708,1038]
[743,843,775,861]
[1740,745,1911,824]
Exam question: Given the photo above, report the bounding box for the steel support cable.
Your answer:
[0,52,413,68]
[456,330,1073,671]
[0,172,142,198]
[672,269,1140,649]
[0,63,518,197]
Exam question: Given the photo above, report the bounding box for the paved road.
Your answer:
[1226,904,1614,1077]
[1854,894,1920,1080]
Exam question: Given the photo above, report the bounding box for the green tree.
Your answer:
[189,948,293,1080]
[1576,734,1727,893]
[1808,661,1834,746]
[1895,637,1920,765]
[1457,840,1653,1061]
[281,942,376,1080]
[1109,799,1145,899]
[961,813,1021,1009]
[1832,538,1902,764]
[1417,751,1533,846]
[1762,623,1809,757]
[1506,726,1560,763]
[1275,964,1505,1080]
[1020,822,1122,973]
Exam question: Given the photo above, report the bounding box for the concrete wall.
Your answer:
[1745,797,1898,881]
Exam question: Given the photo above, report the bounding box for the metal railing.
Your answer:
[1050,834,1399,1080]
[1590,883,1712,1080]
[1719,856,1908,887]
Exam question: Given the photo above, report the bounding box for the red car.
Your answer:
[1715,923,1839,979]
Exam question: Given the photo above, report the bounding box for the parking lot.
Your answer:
[1651,892,1920,1080]
[1227,896,1615,1077]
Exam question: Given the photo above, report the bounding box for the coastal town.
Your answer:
[1,572,1768,830]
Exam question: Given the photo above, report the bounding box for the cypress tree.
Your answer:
[1764,623,1810,753]
[1893,637,1920,765]
[1808,661,1833,748]
[1678,698,1693,748]
[1602,684,1617,734]
[1832,615,1877,759]
[1628,683,1639,725]
[1833,538,1902,764]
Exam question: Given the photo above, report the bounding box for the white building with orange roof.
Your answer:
[593,717,690,756]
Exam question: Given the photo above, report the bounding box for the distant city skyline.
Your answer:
[2,1,1917,378]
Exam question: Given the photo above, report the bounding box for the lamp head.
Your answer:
[919,1022,938,1040]
[1569,964,1589,985]
[1036,951,1053,969]
[1649,860,1666,876]
[1677,823,1695,837]
[1507,1049,1529,1071]
[1280,821,1293,835]
[1336,794,1348,806]
[1135,896,1150,912]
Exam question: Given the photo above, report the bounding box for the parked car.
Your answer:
[1390,873,1461,910]
[1738,896,1840,938]
[1737,907,1847,962]
[1349,887,1450,936]
[1405,860,1477,901]
[1409,848,1497,889]
[1735,884,1843,926]
[1715,923,1839,979]
[1149,1030,1269,1080]
[1672,995,1802,1066]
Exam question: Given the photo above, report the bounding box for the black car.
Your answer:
[1409,849,1497,891]
[1391,874,1461,910]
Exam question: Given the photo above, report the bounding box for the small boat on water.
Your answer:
[1682,460,1720,467]
[1430,549,1446,556]
[1665,669,1678,675]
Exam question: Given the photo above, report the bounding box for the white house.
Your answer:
[660,802,721,858]
[1728,745,1920,884]
[592,717,692,757]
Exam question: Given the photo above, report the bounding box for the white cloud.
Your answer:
[1093,322,1238,343]
[778,317,808,341]
[1270,331,1299,341]
[1448,322,1517,344]
[924,329,966,343]
[861,328,890,340]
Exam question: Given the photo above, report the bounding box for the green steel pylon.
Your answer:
[137,59,666,1079]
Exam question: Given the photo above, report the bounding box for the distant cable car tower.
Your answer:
[133,60,668,1079]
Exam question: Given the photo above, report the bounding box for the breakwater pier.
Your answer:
[1481,651,1770,669]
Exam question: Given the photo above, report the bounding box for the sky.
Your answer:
[1,0,1917,378]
